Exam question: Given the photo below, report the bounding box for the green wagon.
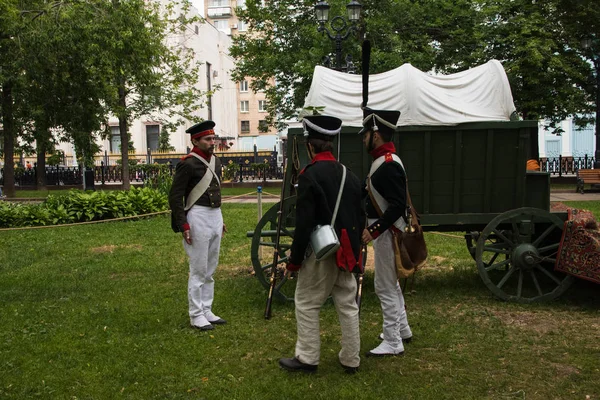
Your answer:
[247,120,573,303]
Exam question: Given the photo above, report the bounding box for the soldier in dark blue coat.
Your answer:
[279,115,365,374]
[360,108,413,357]
[169,121,227,331]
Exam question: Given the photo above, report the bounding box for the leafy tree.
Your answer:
[1,0,209,194]
[478,0,593,129]
[554,0,600,130]
[231,0,596,133]
[87,0,206,190]
[230,0,486,125]
[0,0,41,197]
[231,0,339,127]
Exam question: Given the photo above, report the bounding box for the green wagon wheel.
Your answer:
[466,232,507,269]
[251,196,297,302]
[475,207,574,303]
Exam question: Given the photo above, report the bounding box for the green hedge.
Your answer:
[0,188,168,228]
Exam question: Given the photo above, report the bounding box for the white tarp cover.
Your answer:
[303,60,517,127]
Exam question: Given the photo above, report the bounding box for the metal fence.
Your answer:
[5,153,593,186]
[0,166,83,187]
[539,155,596,176]
[1,161,284,187]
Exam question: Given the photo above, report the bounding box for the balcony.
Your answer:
[207,7,232,18]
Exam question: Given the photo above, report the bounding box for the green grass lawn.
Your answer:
[10,182,580,199]
[13,186,281,199]
[1,203,599,399]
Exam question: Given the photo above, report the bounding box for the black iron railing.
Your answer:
[0,166,83,187]
[538,155,596,176]
[1,161,284,187]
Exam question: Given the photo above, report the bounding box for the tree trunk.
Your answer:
[36,122,50,189]
[118,82,130,190]
[1,82,16,198]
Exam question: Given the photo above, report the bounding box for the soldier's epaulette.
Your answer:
[384,153,394,163]
[181,153,194,161]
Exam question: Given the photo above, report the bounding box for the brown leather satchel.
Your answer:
[368,181,428,279]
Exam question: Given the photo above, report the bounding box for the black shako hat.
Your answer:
[186,120,216,140]
[358,108,400,136]
[302,115,342,141]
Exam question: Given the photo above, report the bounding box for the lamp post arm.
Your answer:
[339,24,357,41]
[318,21,358,71]
[317,24,336,41]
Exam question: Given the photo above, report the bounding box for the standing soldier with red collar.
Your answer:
[169,120,227,331]
[279,115,365,374]
[359,108,413,357]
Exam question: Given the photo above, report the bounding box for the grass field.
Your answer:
[10,181,580,199]
[13,186,282,199]
[0,203,599,399]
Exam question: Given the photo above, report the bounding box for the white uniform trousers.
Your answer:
[183,205,223,326]
[370,219,411,348]
[294,252,360,368]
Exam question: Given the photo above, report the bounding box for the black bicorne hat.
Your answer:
[186,120,216,139]
[302,115,342,141]
[358,108,401,136]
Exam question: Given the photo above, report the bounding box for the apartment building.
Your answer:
[204,0,278,152]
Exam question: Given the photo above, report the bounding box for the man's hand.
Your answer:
[183,229,192,245]
[362,228,373,245]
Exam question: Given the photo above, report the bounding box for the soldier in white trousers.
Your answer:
[169,120,227,331]
[360,108,413,357]
[184,206,223,329]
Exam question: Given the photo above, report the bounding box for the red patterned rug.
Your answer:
[555,209,600,284]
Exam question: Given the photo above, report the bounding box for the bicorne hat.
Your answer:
[302,115,342,141]
[358,108,400,136]
[186,120,216,140]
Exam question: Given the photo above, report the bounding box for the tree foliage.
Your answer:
[478,0,594,129]
[1,0,208,194]
[231,0,597,131]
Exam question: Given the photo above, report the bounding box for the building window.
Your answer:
[258,100,267,112]
[240,100,249,112]
[241,120,250,132]
[194,25,199,34]
[213,19,228,32]
[209,0,229,6]
[146,125,160,151]
[259,120,269,132]
[240,80,248,92]
[238,19,248,32]
[110,126,121,153]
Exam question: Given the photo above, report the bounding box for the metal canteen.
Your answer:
[310,224,340,261]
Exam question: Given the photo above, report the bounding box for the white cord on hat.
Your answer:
[362,113,396,132]
[302,118,341,137]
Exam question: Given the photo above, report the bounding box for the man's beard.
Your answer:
[207,146,215,154]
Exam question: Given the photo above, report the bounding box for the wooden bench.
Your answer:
[576,169,600,193]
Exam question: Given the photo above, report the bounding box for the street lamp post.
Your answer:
[314,0,362,72]
[582,36,600,169]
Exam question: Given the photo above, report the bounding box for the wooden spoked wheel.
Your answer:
[475,207,574,303]
[465,231,507,269]
[250,196,297,302]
